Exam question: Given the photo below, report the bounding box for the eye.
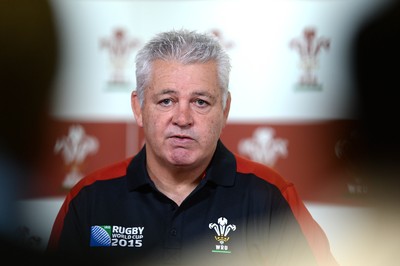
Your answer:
[159,98,173,107]
[194,99,209,107]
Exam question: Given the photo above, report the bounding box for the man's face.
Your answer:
[132,59,230,170]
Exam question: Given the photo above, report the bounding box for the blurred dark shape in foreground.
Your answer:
[350,0,400,203]
[0,0,59,263]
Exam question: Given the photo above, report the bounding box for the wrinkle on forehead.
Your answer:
[147,60,221,101]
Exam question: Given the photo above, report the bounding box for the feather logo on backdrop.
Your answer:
[100,27,141,90]
[54,124,99,189]
[290,27,330,91]
[238,127,288,167]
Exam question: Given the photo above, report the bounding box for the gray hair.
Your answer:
[135,29,231,108]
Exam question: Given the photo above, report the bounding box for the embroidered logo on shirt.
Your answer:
[90,225,144,248]
[209,217,236,253]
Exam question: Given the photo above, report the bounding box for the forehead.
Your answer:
[148,60,219,92]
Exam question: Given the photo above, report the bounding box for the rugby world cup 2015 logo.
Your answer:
[90,225,112,247]
[209,217,236,253]
[90,225,144,248]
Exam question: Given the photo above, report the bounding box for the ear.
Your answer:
[131,91,143,127]
[222,92,231,127]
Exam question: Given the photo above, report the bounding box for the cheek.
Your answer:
[202,116,224,138]
[143,111,166,134]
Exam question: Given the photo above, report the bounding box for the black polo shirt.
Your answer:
[51,141,317,266]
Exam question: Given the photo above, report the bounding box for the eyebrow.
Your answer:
[193,91,214,99]
[156,89,216,100]
[158,89,176,95]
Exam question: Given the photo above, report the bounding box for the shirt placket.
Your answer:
[163,202,184,264]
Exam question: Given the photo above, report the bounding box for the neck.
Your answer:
[147,165,205,206]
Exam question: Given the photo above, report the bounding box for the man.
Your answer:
[48,29,337,266]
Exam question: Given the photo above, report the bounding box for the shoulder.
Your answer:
[68,157,133,198]
[234,153,292,192]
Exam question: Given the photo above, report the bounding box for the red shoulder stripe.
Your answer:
[235,154,337,266]
[46,157,133,251]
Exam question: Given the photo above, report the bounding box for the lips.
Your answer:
[168,134,195,145]
[172,134,192,139]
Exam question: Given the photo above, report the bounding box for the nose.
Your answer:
[172,103,193,127]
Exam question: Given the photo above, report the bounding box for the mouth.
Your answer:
[172,134,193,139]
[168,134,195,145]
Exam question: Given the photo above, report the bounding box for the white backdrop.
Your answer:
[49,0,389,121]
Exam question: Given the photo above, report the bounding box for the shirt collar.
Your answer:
[126,146,150,190]
[204,140,236,187]
[126,140,237,191]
